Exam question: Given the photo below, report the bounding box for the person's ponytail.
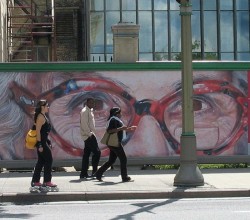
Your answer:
[34,100,48,123]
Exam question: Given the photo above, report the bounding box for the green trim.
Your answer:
[0,61,249,72]
[0,62,181,72]
[193,61,250,70]
[181,132,196,137]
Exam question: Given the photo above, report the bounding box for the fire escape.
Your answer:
[7,0,56,62]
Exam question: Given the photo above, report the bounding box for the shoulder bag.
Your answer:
[25,125,37,150]
[100,131,119,147]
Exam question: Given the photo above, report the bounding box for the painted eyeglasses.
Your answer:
[9,76,248,156]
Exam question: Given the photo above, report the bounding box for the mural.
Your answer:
[0,70,248,160]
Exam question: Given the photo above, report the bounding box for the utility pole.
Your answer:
[174,0,204,186]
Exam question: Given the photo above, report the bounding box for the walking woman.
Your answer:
[31,99,56,187]
[95,107,136,182]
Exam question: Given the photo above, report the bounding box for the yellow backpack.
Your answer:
[25,126,37,150]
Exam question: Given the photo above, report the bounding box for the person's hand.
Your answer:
[38,146,43,152]
[127,126,137,131]
[36,141,43,152]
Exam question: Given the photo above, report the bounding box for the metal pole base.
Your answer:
[174,162,204,186]
[174,134,204,187]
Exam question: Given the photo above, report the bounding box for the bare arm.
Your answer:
[35,114,45,151]
[108,126,136,133]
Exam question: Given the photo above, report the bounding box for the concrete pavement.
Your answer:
[0,167,250,203]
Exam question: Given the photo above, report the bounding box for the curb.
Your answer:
[1,189,250,203]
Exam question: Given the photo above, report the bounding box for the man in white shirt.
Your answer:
[80,98,101,178]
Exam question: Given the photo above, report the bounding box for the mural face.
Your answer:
[0,70,248,160]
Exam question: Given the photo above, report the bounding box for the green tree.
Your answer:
[174,40,217,61]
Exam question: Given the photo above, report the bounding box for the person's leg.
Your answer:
[95,148,117,180]
[31,150,45,185]
[115,146,128,180]
[90,135,101,175]
[43,146,53,183]
[80,137,92,178]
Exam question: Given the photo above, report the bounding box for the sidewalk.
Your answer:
[1,167,250,203]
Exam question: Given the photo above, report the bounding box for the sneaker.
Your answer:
[80,174,92,179]
[44,182,57,187]
[95,173,103,182]
[122,176,133,182]
[91,173,104,178]
[31,182,42,187]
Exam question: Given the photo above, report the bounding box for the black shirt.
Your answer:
[40,113,51,144]
[107,118,123,143]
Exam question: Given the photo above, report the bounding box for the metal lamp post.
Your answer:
[174,0,204,186]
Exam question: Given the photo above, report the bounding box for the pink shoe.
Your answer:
[32,182,42,187]
[44,182,57,187]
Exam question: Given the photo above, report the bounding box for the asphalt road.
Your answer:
[1,197,250,220]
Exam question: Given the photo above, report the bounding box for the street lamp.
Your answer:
[173,0,204,186]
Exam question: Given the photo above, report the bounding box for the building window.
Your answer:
[89,0,250,61]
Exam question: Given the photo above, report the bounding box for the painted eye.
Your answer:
[48,89,134,150]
